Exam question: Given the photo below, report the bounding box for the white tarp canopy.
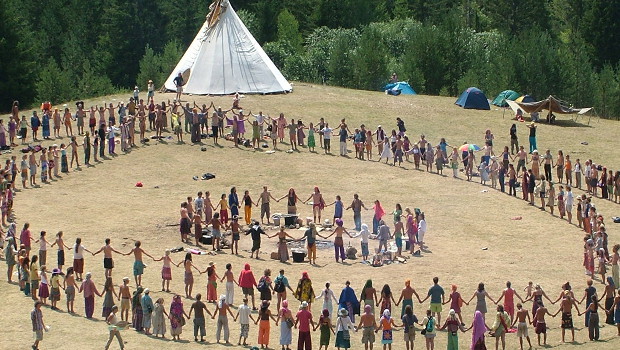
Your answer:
[163,0,292,95]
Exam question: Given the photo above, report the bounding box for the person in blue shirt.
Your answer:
[421,277,445,325]
[326,195,344,221]
[31,111,41,142]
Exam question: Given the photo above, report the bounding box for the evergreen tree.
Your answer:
[353,25,389,90]
[277,9,304,52]
[36,59,73,103]
[0,0,38,107]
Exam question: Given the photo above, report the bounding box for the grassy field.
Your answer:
[1,83,619,349]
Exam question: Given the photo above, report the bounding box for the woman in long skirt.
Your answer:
[169,295,187,340]
[205,262,219,303]
[132,286,144,331]
[79,272,100,319]
[102,276,117,318]
[334,308,353,349]
[83,132,91,165]
[152,298,168,337]
[269,227,295,263]
[60,145,69,173]
[317,308,334,349]
[276,299,293,348]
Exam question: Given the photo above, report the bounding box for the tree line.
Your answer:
[2,0,620,118]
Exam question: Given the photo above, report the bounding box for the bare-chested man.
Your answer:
[93,238,123,278]
[394,135,404,167]
[356,304,378,350]
[257,186,277,224]
[124,241,154,286]
[511,303,532,350]
[396,279,421,319]
[28,150,38,187]
[180,202,191,243]
[552,292,580,342]
[508,164,517,196]
[514,146,528,177]
[118,277,131,322]
[304,187,325,224]
[532,300,554,346]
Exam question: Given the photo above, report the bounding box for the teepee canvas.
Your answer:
[163,0,292,95]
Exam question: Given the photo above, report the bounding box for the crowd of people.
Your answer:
[178,187,428,263]
[2,94,620,350]
[5,230,620,350]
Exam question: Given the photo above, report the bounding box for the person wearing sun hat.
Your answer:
[296,300,315,350]
[335,307,354,349]
[141,288,154,335]
[49,268,63,310]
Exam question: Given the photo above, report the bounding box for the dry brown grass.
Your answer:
[1,83,619,349]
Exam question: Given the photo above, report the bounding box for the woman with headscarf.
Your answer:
[445,284,467,325]
[4,237,18,282]
[338,281,359,323]
[131,286,144,331]
[275,299,293,348]
[294,271,316,308]
[152,297,168,338]
[360,280,378,314]
[79,272,101,319]
[316,308,334,349]
[377,309,399,350]
[334,308,354,349]
[468,310,489,350]
[377,284,397,315]
[372,200,386,234]
[169,294,187,340]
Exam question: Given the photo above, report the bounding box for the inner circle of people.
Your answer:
[3,92,620,350]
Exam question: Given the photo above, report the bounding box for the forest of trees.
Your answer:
[1,0,620,118]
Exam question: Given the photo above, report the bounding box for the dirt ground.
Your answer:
[1,83,619,349]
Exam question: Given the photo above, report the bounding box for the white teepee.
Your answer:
[163,0,292,95]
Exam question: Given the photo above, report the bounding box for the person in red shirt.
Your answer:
[295,301,315,350]
[238,263,257,310]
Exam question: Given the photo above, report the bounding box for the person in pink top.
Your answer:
[79,272,102,319]
[20,222,33,256]
[372,200,385,234]
[295,300,315,350]
[238,263,258,310]
[495,281,524,320]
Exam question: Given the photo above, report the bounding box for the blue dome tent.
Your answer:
[455,87,490,110]
[383,82,417,96]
